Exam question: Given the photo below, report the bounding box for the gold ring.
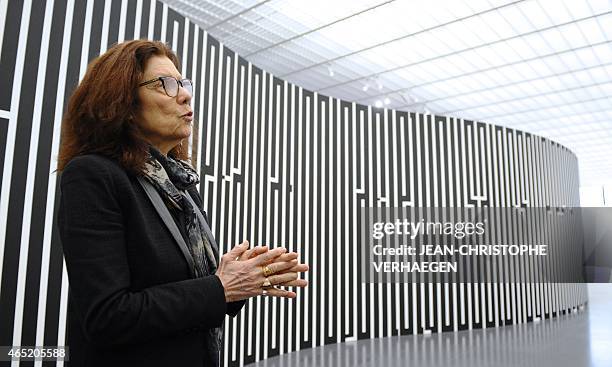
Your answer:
[262,265,274,277]
[262,278,272,288]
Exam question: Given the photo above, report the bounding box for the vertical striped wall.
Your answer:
[0,1,587,366]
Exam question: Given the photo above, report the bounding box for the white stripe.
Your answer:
[195,30,205,176]
[0,110,10,119]
[0,0,32,306]
[183,22,193,156]
[329,98,335,340]
[280,81,290,353]
[344,104,351,336]
[229,52,241,365]
[263,73,273,298]
[182,18,188,74]
[286,83,294,353]
[189,26,199,162]
[382,109,391,337]
[359,109,366,334]
[274,80,290,354]
[79,0,94,78]
[171,20,178,52]
[117,0,127,43]
[56,262,69,367]
[391,111,400,333]
[99,0,111,53]
[160,3,167,43]
[251,71,260,361]
[210,40,222,250]
[303,91,309,345]
[218,53,230,286]
[367,107,375,337]
[0,0,9,61]
[204,45,215,166]
[244,62,253,358]
[12,0,46,362]
[133,0,142,39]
[319,96,325,344]
[147,0,155,40]
[291,85,310,351]
[53,1,76,364]
[340,102,347,340]
[311,93,318,346]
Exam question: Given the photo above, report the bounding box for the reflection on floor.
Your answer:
[250,284,612,367]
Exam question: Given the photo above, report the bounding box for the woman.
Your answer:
[57,40,308,367]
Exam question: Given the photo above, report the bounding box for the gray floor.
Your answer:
[251,284,612,367]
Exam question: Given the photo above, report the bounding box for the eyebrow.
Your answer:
[152,73,183,80]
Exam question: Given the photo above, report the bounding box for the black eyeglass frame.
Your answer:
[138,76,193,97]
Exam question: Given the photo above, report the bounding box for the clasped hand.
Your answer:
[215,240,309,302]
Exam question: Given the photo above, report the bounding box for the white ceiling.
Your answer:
[162,0,612,187]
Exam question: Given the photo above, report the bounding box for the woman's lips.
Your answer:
[181,111,193,122]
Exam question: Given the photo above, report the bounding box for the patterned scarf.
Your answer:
[141,146,223,355]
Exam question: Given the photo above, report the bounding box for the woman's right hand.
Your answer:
[215,241,300,302]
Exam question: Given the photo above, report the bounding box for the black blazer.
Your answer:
[58,154,244,367]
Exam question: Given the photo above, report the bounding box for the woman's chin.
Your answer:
[178,125,192,138]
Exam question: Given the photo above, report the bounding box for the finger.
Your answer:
[261,288,296,299]
[267,259,298,275]
[268,263,309,275]
[249,246,268,259]
[271,252,298,262]
[251,247,287,265]
[228,241,249,257]
[239,246,268,261]
[283,263,309,273]
[276,279,308,287]
[268,272,298,285]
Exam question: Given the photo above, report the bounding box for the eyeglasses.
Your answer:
[139,76,193,97]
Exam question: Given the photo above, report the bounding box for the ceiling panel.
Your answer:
[163,0,612,186]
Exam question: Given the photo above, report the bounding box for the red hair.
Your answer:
[57,40,189,174]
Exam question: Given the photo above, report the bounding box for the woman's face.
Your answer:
[135,55,193,155]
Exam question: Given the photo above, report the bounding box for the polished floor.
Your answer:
[251,284,612,367]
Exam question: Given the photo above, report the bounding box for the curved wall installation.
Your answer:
[0,1,586,367]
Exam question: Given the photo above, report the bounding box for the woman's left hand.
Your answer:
[238,245,309,290]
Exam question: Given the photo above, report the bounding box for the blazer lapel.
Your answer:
[136,176,197,278]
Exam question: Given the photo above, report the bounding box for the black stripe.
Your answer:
[106,0,122,47]
[152,0,162,41]
[0,0,24,110]
[42,198,64,367]
[139,0,151,39]
[124,0,137,40]
[87,0,105,60]
[0,119,7,193]
[184,19,194,79]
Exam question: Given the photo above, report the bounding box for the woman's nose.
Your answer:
[177,85,192,105]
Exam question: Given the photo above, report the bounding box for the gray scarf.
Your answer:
[141,146,223,354]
